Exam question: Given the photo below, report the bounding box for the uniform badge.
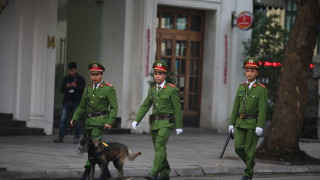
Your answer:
[157,63,162,67]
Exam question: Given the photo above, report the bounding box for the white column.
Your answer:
[29,0,46,127]
[124,0,157,133]
[28,0,57,135]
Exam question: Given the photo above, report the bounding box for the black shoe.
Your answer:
[144,174,157,180]
[99,167,111,180]
[80,166,91,180]
[53,137,63,143]
[241,176,252,180]
[158,176,170,180]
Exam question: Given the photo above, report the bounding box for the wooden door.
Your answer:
[156,7,204,127]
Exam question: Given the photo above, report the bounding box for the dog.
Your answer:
[77,131,141,180]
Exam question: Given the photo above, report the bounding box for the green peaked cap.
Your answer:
[153,61,169,72]
[88,62,105,72]
[243,57,260,69]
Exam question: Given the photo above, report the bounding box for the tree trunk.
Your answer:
[256,0,320,164]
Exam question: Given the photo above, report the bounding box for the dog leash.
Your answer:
[75,124,111,155]
[84,124,111,134]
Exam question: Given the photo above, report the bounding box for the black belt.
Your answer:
[86,111,107,118]
[149,113,174,123]
[238,114,257,119]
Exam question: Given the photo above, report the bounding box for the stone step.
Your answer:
[0,166,7,172]
[0,127,44,136]
[0,120,26,128]
[0,113,13,121]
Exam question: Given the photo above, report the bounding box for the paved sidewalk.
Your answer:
[0,128,320,179]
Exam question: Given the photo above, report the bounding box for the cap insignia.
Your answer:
[157,63,162,67]
[93,64,98,68]
[249,60,253,63]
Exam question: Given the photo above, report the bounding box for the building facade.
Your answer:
[0,0,253,135]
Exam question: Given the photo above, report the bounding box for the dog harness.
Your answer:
[91,141,110,158]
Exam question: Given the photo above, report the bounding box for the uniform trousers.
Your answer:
[234,128,259,178]
[150,127,172,177]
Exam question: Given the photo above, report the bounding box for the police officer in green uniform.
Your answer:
[132,61,183,180]
[70,62,118,180]
[228,57,268,180]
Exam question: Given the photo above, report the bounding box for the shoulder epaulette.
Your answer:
[105,83,113,87]
[168,83,176,87]
[87,83,93,87]
[258,83,266,88]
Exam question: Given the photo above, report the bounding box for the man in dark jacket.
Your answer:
[54,62,86,143]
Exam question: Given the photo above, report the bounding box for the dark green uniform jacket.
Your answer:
[230,82,268,129]
[134,82,183,130]
[72,81,118,128]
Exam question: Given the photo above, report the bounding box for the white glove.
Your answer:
[132,121,138,129]
[228,125,234,134]
[255,127,263,136]
[176,129,183,135]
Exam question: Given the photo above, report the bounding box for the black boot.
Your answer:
[144,174,157,180]
[80,166,91,180]
[99,166,111,180]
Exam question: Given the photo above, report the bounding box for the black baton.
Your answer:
[219,132,234,159]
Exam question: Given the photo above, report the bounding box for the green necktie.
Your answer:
[94,84,98,91]
[157,86,161,92]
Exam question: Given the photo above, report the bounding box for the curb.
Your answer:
[1,165,320,180]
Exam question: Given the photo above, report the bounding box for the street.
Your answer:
[1,132,319,180]
[19,173,320,180]
[160,173,320,180]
